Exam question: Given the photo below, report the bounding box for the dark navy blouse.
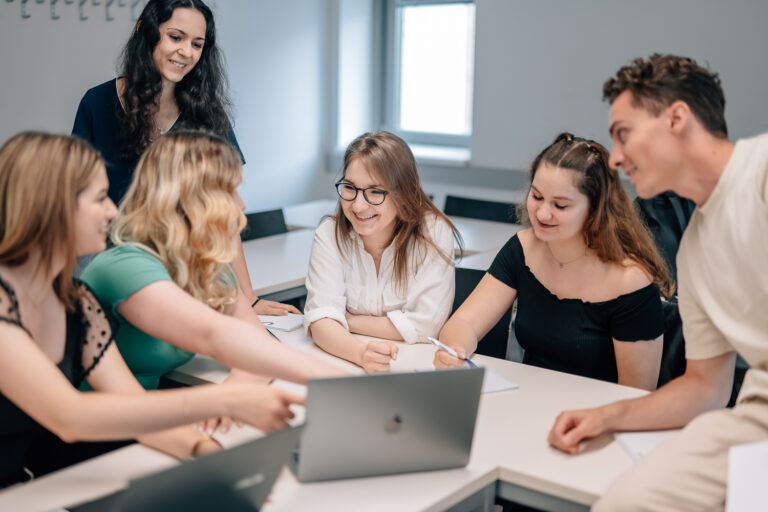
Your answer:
[72,78,245,204]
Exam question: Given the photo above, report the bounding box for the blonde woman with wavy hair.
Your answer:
[0,132,304,488]
[112,129,246,312]
[81,132,346,398]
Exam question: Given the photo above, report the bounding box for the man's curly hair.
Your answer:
[603,54,728,138]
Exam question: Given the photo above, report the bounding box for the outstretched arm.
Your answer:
[0,323,304,448]
[548,351,736,454]
[118,281,348,383]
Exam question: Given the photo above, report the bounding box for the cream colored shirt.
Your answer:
[678,133,768,401]
[303,214,455,344]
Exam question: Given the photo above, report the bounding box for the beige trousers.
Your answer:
[593,400,768,512]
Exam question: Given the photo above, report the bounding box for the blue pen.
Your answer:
[427,337,477,367]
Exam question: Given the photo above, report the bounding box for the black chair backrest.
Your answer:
[657,299,686,388]
[241,209,288,241]
[656,298,746,405]
[444,195,518,224]
[634,192,695,283]
[453,268,512,359]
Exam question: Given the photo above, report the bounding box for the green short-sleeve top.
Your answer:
[80,244,195,390]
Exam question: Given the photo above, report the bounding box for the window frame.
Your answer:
[382,0,476,148]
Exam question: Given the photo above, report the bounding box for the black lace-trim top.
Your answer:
[0,276,118,486]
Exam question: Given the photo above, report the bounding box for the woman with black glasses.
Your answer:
[303,131,461,372]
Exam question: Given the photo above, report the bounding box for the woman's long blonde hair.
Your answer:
[112,131,246,311]
[0,132,102,309]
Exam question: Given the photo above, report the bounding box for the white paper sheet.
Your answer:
[614,430,679,461]
[415,365,518,394]
[258,313,303,331]
[726,439,768,512]
[480,367,519,393]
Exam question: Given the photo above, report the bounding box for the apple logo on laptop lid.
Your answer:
[384,413,403,434]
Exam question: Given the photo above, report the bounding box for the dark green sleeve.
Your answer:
[80,245,173,319]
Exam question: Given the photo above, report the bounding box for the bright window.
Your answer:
[387,0,476,145]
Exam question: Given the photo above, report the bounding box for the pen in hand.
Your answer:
[427,337,477,367]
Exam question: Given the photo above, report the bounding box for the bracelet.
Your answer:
[251,298,261,308]
[190,434,217,458]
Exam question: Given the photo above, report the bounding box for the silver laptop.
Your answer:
[292,366,484,482]
[68,424,303,512]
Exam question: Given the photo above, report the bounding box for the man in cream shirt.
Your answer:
[547,53,768,511]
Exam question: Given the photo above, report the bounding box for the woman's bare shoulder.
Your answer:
[612,260,653,294]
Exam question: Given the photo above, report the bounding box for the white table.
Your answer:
[449,216,521,254]
[456,249,498,271]
[244,212,521,298]
[283,199,337,230]
[282,200,521,251]
[242,229,315,297]
[0,328,648,512]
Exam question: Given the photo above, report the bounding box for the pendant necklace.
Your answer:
[549,245,587,269]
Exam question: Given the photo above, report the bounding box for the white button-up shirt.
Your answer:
[303,214,455,344]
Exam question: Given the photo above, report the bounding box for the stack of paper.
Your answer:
[727,439,768,512]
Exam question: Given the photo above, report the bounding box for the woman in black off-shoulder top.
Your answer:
[434,133,675,390]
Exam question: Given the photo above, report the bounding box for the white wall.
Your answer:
[0,2,134,143]
[0,0,334,212]
[4,1,768,207]
[470,0,768,171]
[214,0,336,210]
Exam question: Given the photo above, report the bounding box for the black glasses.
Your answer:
[334,180,389,206]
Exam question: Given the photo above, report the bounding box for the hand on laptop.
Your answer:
[224,383,306,433]
[361,340,399,373]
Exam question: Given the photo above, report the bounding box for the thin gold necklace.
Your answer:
[548,244,587,269]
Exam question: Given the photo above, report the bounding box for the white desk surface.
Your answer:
[449,216,521,254]
[0,328,646,512]
[244,210,521,297]
[242,228,315,296]
[283,199,520,253]
[456,249,497,271]
[283,199,337,230]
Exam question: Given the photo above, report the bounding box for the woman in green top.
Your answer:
[0,132,302,485]
[81,132,346,395]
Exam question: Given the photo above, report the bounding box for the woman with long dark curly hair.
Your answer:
[72,0,297,316]
[73,0,233,205]
[435,133,673,391]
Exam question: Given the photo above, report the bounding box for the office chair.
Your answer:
[240,209,288,241]
[444,195,518,224]
[657,299,686,388]
[452,267,512,360]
